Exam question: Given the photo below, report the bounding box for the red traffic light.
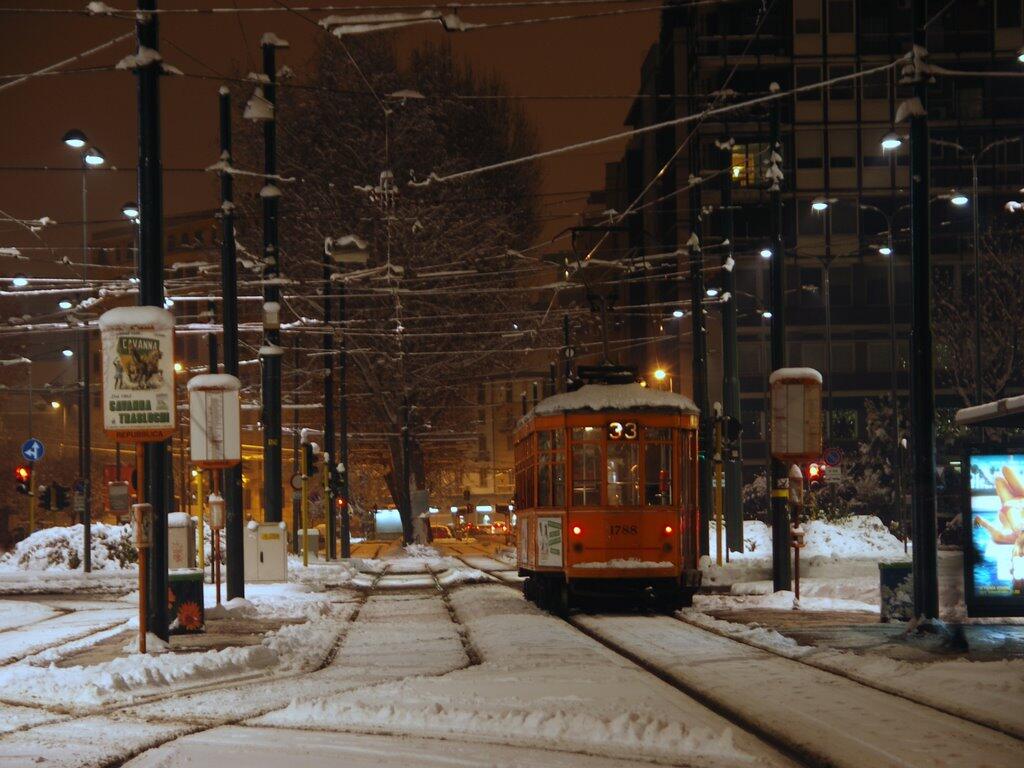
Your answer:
[807,463,821,479]
[15,465,30,483]
[335,496,347,509]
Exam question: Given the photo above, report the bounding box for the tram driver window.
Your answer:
[606,442,639,506]
[644,428,673,506]
[571,427,601,505]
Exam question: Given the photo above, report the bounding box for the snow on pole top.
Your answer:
[260,32,290,48]
[187,373,241,392]
[531,383,699,417]
[98,305,175,331]
[768,367,823,385]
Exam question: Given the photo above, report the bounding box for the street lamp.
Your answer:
[880,132,903,151]
[58,298,73,310]
[1018,46,1024,64]
[672,309,684,318]
[83,147,106,166]
[61,129,86,148]
[11,274,28,287]
[121,201,140,220]
[653,368,667,381]
[811,197,830,212]
[50,401,61,410]
[949,190,969,207]
[706,287,719,298]
[760,310,773,320]
[61,348,74,358]
[759,247,773,259]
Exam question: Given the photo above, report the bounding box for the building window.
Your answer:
[865,266,889,304]
[741,410,763,440]
[830,409,858,440]
[739,343,763,375]
[862,70,889,101]
[830,266,853,305]
[827,0,854,33]
[730,142,770,187]
[795,17,820,33]
[796,129,824,170]
[796,66,822,101]
[801,341,826,372]
[830,204,858,235]
[996,0,1022,27]
[866,341,892,372]
[829,65,855,100]
[832,342,855,373]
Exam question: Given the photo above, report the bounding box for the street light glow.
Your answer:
[950,191,969,207]
[11,274,28,287]
[84,147,105,166]
[58,299,73,310]
[61,348,74,358]
[878,246,893,256]
[811,197,829,212]
[50,401,60,410]
[1018,46,1024,64]
[653,368,667,381]
[174,362,184,373]
[706,287,719,298]
[62,129,87,148]
[759,247,772,259]
[121,201,140,219]
[672,309,684,318]
[761,310,773,320]
[880,132,903,151]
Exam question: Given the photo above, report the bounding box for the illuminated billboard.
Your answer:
[965,454,1024,616]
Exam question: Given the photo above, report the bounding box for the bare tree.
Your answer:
[233,38,546,540]
[934,219,1024,406]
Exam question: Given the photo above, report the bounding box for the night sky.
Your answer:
[0,1,661,254]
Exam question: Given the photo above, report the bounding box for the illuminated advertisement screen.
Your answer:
[965,454,1024,616]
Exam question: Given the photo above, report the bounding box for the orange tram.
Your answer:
[514,375,703,614]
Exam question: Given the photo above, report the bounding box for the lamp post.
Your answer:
[62,129,104,574]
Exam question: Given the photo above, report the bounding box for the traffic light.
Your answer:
[15,464,31,495]
[302,443,320,479]
[37,484,53,511]
[55,484,70,510]
[807,462,823,489]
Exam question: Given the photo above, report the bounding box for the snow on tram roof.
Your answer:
[531,383,699,417]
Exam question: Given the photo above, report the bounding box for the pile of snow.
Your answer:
[0,524,136,571]
[531,383,699,417]
[703,515,909,586]
[574,559,674,570]
[403,544,440,558]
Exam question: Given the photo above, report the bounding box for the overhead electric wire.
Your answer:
[0,29,134,95]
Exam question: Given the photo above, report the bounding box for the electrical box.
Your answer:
[244,521,288,582]
[167,511,197,570]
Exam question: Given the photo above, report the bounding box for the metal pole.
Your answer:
[689,151,712,557]
[768,95,792,591]
[80,166,92,573]
[218,86,244,600]
[338,283,351,558]
[136,0,170,641]
[562,313,572,391]
[260,38,283,524]
[322,252,335,560]
[291,344,300,553]
[401,393,412,544]
[719,141,742,553]
[909,4,939,620]
[971,155,981,404]
[823,253,833,440]
[885,224,904,543]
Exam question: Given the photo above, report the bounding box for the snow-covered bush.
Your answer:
[0,524,137,571]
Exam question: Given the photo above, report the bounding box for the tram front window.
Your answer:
[606,442,639,506]
[571,440,601,506]
[644,428,673,506]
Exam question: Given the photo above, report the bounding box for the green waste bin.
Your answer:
[168,568,205,635]
[879,561,913,622]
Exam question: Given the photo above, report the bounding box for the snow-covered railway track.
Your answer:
[446,556,1024,768]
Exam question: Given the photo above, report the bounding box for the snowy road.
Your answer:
[1,550,1021,767]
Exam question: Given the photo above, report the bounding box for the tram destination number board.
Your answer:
[608,422,638,440]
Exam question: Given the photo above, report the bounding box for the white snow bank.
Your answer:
[0,524,136,572]
[532,383,699,416]
[402,544,439,559]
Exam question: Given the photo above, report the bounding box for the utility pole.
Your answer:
[562,313,573,391]
[79,163,92,573]
[136,0,170,641]
[218,86,244,600]
[337,282,351,557]
[908,2,939,620]
[689,156,712,557]
[322,253,336,560]
[768,92,792,591]
[291,344,300,553]
[259,34,288,524]
[719,139,742,553]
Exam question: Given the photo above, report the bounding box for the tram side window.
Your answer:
[537,430,565,506]
[644,428,673,506]
[606,442,639,506]
[571,431,601,506]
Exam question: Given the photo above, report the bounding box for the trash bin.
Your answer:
[879,561,914,622]
[168,568,205,635]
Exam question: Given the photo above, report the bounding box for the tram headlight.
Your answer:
[571,525,582,536]
[663,525,674,535]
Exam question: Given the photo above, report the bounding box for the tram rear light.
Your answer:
[663,525,674,535]
[571,525,582,536]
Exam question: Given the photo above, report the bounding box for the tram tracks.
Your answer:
[444,553,1024,768]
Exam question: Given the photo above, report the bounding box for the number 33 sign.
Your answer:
[607,421,638,440]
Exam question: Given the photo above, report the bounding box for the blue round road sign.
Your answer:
[824,447,843,467]
[21,437,45,462]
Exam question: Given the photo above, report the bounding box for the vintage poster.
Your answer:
[967,454,1024,615]
[99,306,176,441]
[537,516,563,567]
